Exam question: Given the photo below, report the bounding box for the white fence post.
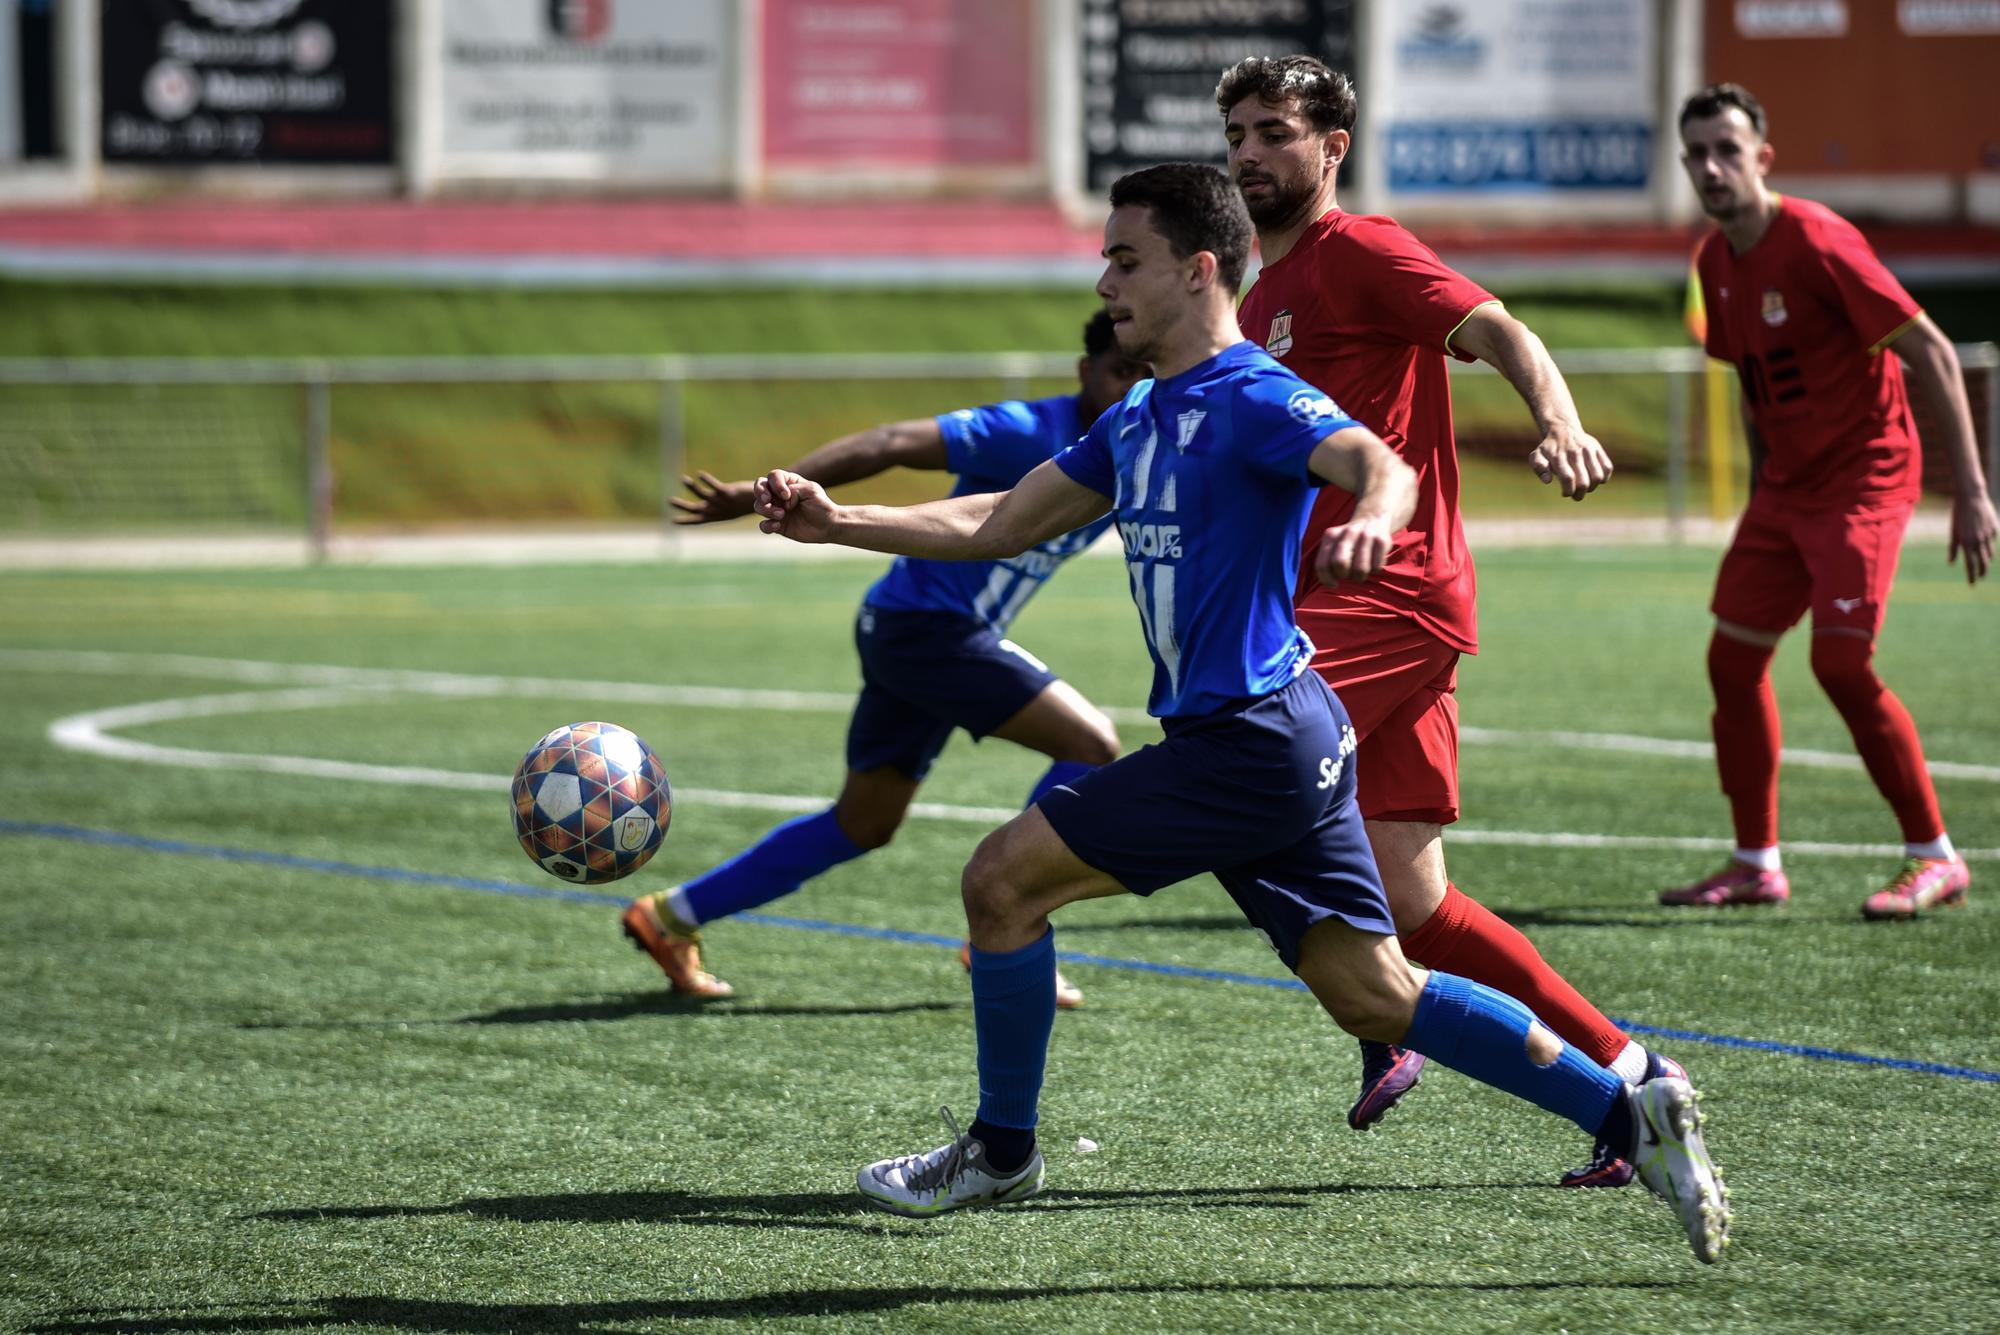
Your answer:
[304,376,332,562]
[659,375,687,540]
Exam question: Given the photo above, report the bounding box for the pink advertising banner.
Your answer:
[762,0,1035,169]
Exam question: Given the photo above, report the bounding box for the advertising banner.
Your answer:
[1080,0,1356,194]
[1382,0,1655,194]
[438,0,732,184]
[1706,0,2000,174]
[762,0,1034,170]
[101,0,394,164]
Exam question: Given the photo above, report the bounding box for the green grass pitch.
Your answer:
[2,541,1996,1333]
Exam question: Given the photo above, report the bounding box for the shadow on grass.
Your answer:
[1057,914,1247,933]
[458,994,963,1024]
[233,995,962,1030]
[1059,906,1803,935]
[244,1179,1559,1232]
[34,1275,1688,1333]
[1491,907,1799,931]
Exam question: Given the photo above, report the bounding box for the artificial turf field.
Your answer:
[2,539,1995,1334]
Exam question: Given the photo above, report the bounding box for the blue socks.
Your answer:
[679,808,866,926]
[679,760,1093,929]
[969,928,1058,1135]
[1402,970,1623,1136]
[1027,760,1095,808]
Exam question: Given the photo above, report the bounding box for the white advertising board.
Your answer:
[435,0,732,186]
[1380,0,1657,198]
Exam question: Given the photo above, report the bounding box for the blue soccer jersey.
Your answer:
[864,394,1115,634]
[1054,341,1360,718]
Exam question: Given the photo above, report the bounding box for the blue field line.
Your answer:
[7,818,1997,1085]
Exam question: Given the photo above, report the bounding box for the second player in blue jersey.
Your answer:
[623,313,1147,1003]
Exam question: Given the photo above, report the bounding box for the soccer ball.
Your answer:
[511,721,671,884]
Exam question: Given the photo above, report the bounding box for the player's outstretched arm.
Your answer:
[755,458,1111,561]
[1307,426,1419,585]
[1889,315,1997,584]
[1450,303,1614,502]
[671,418,948,525]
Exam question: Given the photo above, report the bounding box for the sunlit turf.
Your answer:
[3,543,1997,1333]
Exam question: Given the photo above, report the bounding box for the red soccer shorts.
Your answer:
[1295,596,1461,825]
[1710,492,1913,637]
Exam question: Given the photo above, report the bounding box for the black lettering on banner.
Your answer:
[100,0,395,164]
[1080,0,1356,194]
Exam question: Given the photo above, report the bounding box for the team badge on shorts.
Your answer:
[1266,310,1294,357]
[1761,289,1788,327]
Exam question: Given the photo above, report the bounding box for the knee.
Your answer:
[1316,971,1419,1044]
[1810,634,1879,705]
[960,830,1032,938]
[1060,713,1123,768]
[833,802,904,851]
[1708,632,1775,695]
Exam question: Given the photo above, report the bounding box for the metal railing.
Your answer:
[1,344,1992,558]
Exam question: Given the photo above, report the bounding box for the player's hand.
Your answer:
[1313,516,1396,586]
[754,469,839,543]
[670,470,756,525]
[1528,422,1614,501]
[1948,489,1998,585]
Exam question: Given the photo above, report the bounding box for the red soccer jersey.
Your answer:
[1695,195,1924,507]
[1237,210,1493,653]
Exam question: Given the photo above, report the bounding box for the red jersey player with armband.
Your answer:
[1218,55,1682,1190]
[1665,84,1996,919]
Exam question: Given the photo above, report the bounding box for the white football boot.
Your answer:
[856,1107,1045,1217]
[1630,1076,1733,1263]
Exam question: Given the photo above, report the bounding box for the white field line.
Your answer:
[11,647,1999,782]
[1461,725,1999,784]
[18,647,1996,862]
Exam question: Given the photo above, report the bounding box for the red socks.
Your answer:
[1402,883,1628,1069]
[1708,632,1782,849]
[1810,633,1945,843]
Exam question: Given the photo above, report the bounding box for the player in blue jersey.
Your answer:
[753,163,1731,1264]
[621,313,1149,1002]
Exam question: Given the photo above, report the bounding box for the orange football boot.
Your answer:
[622,896,734,998]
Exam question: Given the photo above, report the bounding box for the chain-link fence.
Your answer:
[1,346,1992,558]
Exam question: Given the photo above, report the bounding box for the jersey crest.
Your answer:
[1175,409,1206,452]
[1265,310,1294,357]
[1761,289,1789,327]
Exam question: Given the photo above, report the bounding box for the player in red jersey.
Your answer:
[1216,55,1679,1187]
[1665,84,1994,918]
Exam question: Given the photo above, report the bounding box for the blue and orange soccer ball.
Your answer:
[511,721,671,884]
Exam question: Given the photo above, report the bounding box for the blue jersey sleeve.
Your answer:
[1052,403,1118,499]
[938,400,1070,486]
[1235,371,1362,483]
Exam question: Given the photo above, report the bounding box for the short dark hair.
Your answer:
[1082,309,1117,360]
[1109,163,1255,293]
[1215,55,1356,134]
[1678,83,1767,138]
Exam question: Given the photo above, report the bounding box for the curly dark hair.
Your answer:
[1108,163,1254,293]
[1678,83,1767,137]
[1215,55,1356,134]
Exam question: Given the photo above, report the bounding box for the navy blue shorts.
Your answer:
[1037,670,1393,970]
[845,605,1059,781]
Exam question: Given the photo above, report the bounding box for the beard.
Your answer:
[1700,189,1746,223]
[1239,167,1321,230]
[1112,321,1159,365]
